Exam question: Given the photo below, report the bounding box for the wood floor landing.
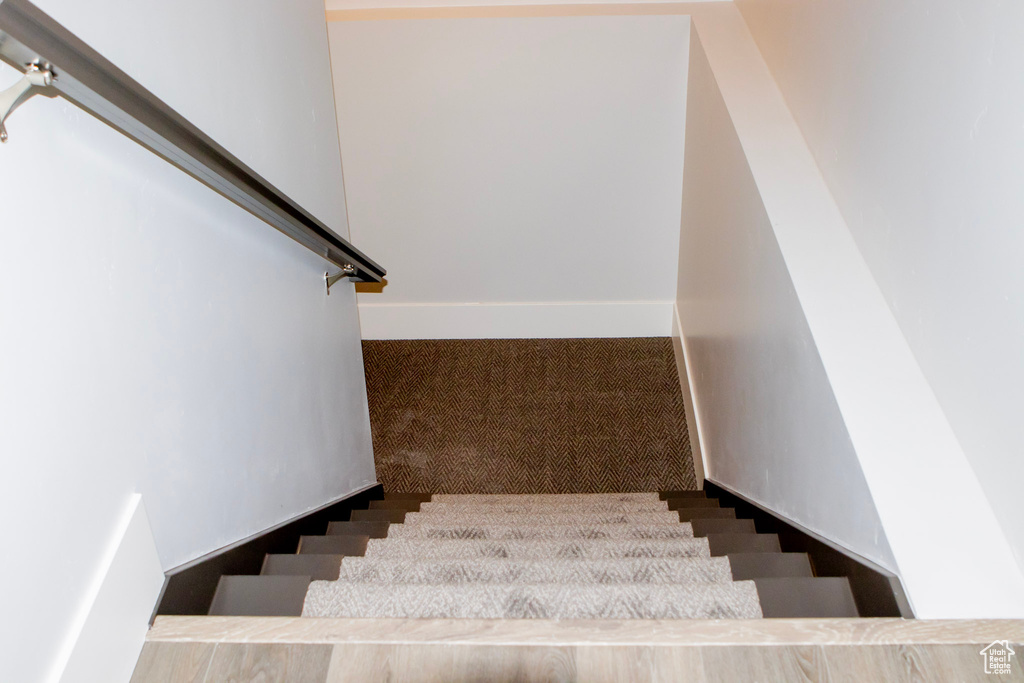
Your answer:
[136,617,1024,682]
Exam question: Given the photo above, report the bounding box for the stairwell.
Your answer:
[134,338,905,681]
[204,490,858,620]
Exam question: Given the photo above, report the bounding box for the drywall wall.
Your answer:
[0,1,374,681]
[675,28,895,570]
[58,496,163,683]
[28,0,351,237]
[328,15,690,338]
[325,0,730,12]
[735,0,1024,578]
[680,4,1024,617]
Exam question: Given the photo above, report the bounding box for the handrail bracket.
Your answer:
[0,60,56,142]
[325,265,358,294]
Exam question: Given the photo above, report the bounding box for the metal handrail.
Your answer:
[0,0,385,283]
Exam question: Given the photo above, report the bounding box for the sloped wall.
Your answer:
[677,4,1024,618]
[675,27,896,572]
[735,0,1024,580]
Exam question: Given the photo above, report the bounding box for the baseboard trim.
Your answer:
[704,479,914,618]
[356,301,674,339]
[155,483,384,617]
[670,304,707,486]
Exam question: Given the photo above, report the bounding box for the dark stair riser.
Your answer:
[368,499,422,512]
[676,508,736,522]
[298,535,369,556]
[707,533,782,556]
[351,509,407,523]
[384,492,433,502]
[690,519,756,536]
[727,553,813,580]
[666,498,721,510]
[262,554,345,581]
[658,491,707,500]
[208,575,311,617]
[327,521,391,538]
[754,577,860,618]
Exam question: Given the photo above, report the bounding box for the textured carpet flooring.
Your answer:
[362,338,696,493]
[303,494,762,620]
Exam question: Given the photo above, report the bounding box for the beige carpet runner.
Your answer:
[303,493,762,619]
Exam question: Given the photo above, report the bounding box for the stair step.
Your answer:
[326,521,391,538]
[406,511,681,526]
[303,582,763,619]
[297,535,368,556]
[208,575,310,617]
[261,554,344,580]
[754,577,859,617]
[690,518,756,536]
[419,501,668,513]
[384,492,433,502]
[676,508,736,522]
[727,553,813,579]
[433,493,661,504]
[364,537,710,560]
[665,498,721,509]
[351,509,407,523]
[387,523,695,540]
[658,491,707,500]
[335,556,734,585]
[369,499,422,512]
[707,533,781,556]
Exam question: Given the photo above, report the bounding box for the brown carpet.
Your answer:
[362,338,696,493]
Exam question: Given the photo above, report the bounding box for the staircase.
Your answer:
[207,489,859,619]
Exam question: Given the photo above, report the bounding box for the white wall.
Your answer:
[0,1,375,681]
[328,16,690,338]
[676,27,896,570]
[325,0,729,9]
[735,0,1024,577]
[679,3,1024,617]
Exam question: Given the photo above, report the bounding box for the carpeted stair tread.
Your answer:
[334,556,734,585]
[387,522,695,540]
[404,511,682,526]
[419,501,668,513]
[303,581,762,619]
[296,491,772,621]
[433,493,662,504]
[364,537,710,560]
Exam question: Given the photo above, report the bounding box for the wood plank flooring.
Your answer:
[147,616,1024,646]
[132,641,1024,682]
[136,617,1024,682]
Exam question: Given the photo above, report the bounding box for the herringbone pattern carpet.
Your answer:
[362,338,696,493]
[303,493,761,620]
